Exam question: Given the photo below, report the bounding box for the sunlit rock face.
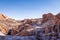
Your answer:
[0,32,6,36]
[0,14,8,20]
[0,13,20,36]
[0,13,60,40]
[7,18,42,36]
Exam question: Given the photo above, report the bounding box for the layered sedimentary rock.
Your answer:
[0,13,60,40]
[0,14,8,20]
[0,14,20,36]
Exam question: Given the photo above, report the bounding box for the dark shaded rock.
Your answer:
[0,36,37,40]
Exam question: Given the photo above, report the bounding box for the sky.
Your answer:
[0,0,60,20]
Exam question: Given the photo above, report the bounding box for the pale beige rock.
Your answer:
[0,14,8,20]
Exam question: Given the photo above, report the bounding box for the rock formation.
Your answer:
[0,13,60,40]
[0,14,8,20]
[0,14,20,36]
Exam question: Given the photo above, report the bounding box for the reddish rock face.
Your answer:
[56,13,60,19]
[42,13,54,23]
[6,13,60,37]
[43,13,60,36]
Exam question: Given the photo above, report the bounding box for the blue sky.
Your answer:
[0,0,60,20]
